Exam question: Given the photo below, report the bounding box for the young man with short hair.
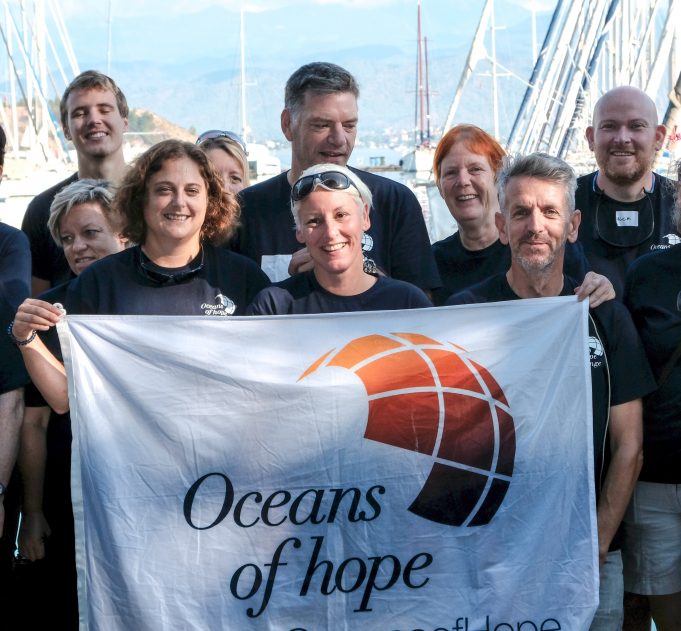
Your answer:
[22,70,129,294]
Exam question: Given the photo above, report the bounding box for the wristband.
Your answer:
[7,321,37,346]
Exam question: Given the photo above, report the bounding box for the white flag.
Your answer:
[59,297,598,631]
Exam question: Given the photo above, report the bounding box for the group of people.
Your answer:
[431,86,680,630]
[0,61,677,630]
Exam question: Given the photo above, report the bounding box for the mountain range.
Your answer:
[60,2,551,146]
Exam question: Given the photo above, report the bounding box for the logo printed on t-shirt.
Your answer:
[588,336,604,368]
[201,294,236,316]
[361,233,374,253]
[650,234,681,251]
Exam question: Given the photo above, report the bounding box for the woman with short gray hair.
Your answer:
[247,163,431,314]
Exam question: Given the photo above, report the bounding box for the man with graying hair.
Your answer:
[447,152,655,630]
[576,85,680,298]
[233,61,440,293]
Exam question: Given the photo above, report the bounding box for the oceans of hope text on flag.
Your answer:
[58,298,598,631]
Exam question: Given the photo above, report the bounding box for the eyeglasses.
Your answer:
[291,171,359,202]
[196,130,248,155]
[137,248,205,285]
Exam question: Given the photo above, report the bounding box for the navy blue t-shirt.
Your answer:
[21,173,78,286]
[0,223,31,394]
[247,271,432,315]
[625,244,681,483]
[66,244,270,316]
[431,234,509,307]
[233,169,441,291]
[431,233,589,307]
[447,273,655,522]
[575,171,679,298]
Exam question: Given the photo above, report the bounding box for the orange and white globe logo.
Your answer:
[300,332,515,527]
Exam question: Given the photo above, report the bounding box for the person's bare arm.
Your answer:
[12,299,68,414]
[0,389,23,537]
[31,276,51,297]
[18,406,52,560]
[596,398,643,565]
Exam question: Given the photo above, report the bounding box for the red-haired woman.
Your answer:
[431,124,611,306]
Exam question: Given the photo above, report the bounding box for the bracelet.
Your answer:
[7,321,37,346]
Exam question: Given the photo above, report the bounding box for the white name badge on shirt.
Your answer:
[615,210,639,227]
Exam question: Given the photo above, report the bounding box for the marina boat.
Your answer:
[247,142,282,181]
[238,8,281,181]
[401,1,435,176]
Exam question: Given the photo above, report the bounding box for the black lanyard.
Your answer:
[593,191,655,247]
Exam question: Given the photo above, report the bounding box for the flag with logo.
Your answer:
[59,297,598,631]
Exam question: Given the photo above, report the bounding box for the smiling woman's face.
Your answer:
[437,141,498,228]
[143,157,208,251]
[59,202,126,275]
[295,189,369,282]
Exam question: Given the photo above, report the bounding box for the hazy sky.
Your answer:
[47,0,556,67]
[2,0,559,138]
[55,0,556,19]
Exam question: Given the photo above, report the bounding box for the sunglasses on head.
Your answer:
[291,171,358,202]
[196,130,248,155]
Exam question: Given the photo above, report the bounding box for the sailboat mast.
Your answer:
[417,0,425,146]
[490,1,499,140]
[106,0,112,76]
[443,0,493,134]
[413,13,419,147]
[425,35,431,144]
[240,5,247,144]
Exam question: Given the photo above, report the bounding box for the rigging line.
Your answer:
[0,16,48,162]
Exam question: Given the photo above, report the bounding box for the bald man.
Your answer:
[575,86,680,298]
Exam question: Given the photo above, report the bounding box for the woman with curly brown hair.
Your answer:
[63,139,269,316]
[9,142,269,627]
[11,138,269,439]
[12,141,269,403]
